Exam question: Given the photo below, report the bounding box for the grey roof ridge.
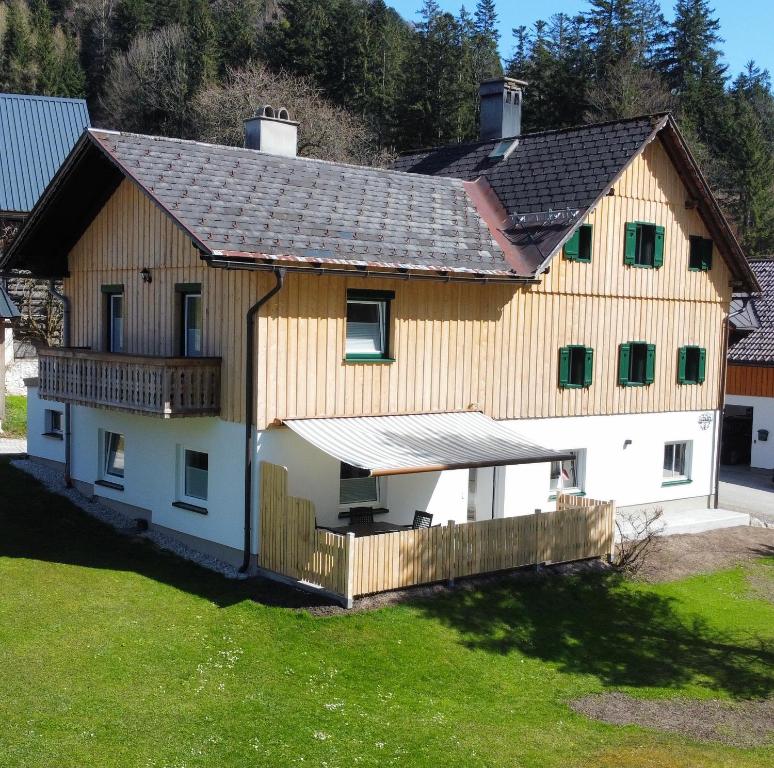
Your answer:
[397,111,672,158]
[86,127,463,187]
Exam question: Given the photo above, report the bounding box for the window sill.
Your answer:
[564,257,591,264]
[343,356,395,364]
[95,479,124,491]
[172,501,208,515]
[627,263,658,270]
[679,381,702,386]
[620,381,650,387]
[661,478,692,487]
[560,384,591,390]
[42,431,63,440]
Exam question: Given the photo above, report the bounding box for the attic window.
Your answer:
[488,139,518,160]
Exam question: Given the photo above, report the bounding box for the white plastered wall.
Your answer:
[500,409,719,515]
[726,394,774,469]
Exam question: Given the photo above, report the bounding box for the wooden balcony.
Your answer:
[38,347,221,418]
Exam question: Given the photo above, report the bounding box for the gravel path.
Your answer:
[10,459,244,580]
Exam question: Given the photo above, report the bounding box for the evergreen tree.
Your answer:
[111,0,152,52]
[631,0,667,64]
[583,0,637,77]
[31,0,60,94]
[213,0,262,74]
[506,25,529,78]
[1,0,35,93]
[472,0,502,82]
[661,0,728,173]
[58,32,86,98]
[185,0,217,97]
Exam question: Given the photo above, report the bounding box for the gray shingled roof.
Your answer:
[728,259,774,365]
[89,130,519,278]
[394,115,664,274]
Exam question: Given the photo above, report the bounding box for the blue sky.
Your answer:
[390,1,773,80]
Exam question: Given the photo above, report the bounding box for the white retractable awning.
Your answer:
[282,411,574,476]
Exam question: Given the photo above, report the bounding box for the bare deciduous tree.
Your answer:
[191,62,393,167]
[101,24,190,136]
[585,59,674,123]
[613,506,665,576]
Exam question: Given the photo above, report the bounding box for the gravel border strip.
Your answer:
[11,458,244,580]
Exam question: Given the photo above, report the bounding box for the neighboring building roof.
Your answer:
[728,259,774,365]
[2,129,533,281]
[395,114,757,289]
[0,93,90,215]
[0,281,20,318]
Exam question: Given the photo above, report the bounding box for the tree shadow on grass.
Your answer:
[415,571,774,700]
[0,460,335,610]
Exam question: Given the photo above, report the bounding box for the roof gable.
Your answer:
[0,93,90,215]
[395,115,757,290]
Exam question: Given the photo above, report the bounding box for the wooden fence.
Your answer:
[259,462,615,606]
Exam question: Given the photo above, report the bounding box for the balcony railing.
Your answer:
[38,347,221,418]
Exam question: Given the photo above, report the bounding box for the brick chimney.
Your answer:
[243,105,299,158]
[479,78,526,141]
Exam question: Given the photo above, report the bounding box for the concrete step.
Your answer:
[616,507,751,540]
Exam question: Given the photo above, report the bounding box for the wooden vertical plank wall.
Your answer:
[64,138,733,428]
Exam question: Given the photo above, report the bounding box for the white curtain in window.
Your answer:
[346,302,384,355]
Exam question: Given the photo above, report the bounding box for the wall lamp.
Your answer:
[623,439,632,449]
[140,267,152,284]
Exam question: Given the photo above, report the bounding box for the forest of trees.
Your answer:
[0,0,772,256]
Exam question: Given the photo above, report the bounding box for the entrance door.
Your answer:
[722,405,753,465]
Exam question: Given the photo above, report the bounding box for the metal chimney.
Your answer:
[479,78,526,141]
[243,105,299,157]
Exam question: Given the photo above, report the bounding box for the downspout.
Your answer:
[240,268,286,573]
[713,314,730,509]
[48,281,72,487]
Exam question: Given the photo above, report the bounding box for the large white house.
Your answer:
[2,81,757,600]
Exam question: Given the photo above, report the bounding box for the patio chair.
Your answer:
[348,507,375,525]
[411,510,433,529]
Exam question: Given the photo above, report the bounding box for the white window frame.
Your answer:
[100,430,125,483]
[338,462,380,507]
[663,441,691,482]
[108,293,124,353]
[345,299,388,359]
[183,292,203,357]
[177,446,209,506]
[549,450,585,496]
[44,409,63,438]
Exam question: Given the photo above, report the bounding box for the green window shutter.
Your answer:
[653,226,665,268]
[698,348,706,383]
[564,230,580,260]
[702,239,713,271]
[645,343,656,384]
[624,223,637,265]
[618,343,631,385]
[678,346,687,384]
[559,347,570,387]
[583,347,594,387]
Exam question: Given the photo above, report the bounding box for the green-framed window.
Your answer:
[563,224,593,263]
[559,345,594,388]
[688,236,713,271]
[624,222,665,268]
[678,345,706,384]
[619,342,656,386]
[345,289,395,362]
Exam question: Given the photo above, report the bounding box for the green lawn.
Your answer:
[1,394,26,437]
[0,459,771,768]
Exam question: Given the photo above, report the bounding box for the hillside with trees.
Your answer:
[0,0,771,256]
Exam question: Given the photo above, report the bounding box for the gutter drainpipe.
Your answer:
[48,281,72,487]
[240,268,286,573]
[713,314,730,509]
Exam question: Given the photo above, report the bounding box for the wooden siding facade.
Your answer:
[726,364,774,398]
[63,137,732,428]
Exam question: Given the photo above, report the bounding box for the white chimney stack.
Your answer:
[243,105,299,158]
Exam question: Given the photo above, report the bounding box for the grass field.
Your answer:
[0,459,771,768]
[1,394,26,437]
